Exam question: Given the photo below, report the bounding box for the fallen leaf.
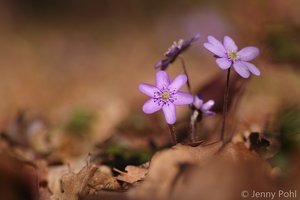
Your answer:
[81,166,120,196]
[116,165,148,184]
[58,164,98,200]
[128,142,275,200]
[55,164,121,200]
[128,141,222,199]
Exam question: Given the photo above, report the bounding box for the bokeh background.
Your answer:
[0,0,298,118]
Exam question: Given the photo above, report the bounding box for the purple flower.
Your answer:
[193,96,215,116]
[154,34,200,70]
[139,70,194,124]
[204,35,260,78]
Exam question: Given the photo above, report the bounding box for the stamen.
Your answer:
[162,92,170,99]
[153,89,175,106]
[227,50,239,61]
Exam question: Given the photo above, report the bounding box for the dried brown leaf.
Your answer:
[58,164,98,200]
[55,164,121,200]
[116,165,148,184]
[129,142,274,200]
[82,167,120,196]
[128,142,222,200]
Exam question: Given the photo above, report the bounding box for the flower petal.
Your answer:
[162,103,176,124]
[204,42,226,58]
[244,62,260,76]
[202,100,215,111]
[208,36,226,52]
[154,60,163,69]
[223,36,238,51]
[233,61,250,78]
[173,92,193,106]
[238,46,259,61]
[203,110,216,116]
[142,99,162,114]
[216,57,232,70]
[193,96,204,109]
[139,83,159,97]
[168,74,187,92]
[156,70,170,90]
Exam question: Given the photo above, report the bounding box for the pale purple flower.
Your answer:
[154,34,200,70]
[204,35,260,78]
[139,70,193,124]
[193,96,215,116]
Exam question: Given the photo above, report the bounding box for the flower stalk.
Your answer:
[190,96,215,142]
[221,67,231,141]
[178,56,192,95]
[190,110,200,142]
[168,124,177,145]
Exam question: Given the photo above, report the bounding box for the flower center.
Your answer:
[153,89,177,106]
[162,92,170,99]
[227,51,239,61]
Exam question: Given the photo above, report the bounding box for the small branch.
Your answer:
[168,124,177,145]
[178,56,192,94]
[221,68,231,141]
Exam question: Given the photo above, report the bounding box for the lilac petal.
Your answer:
[142,99,162,114]
[173,92,194,106]
[154,61,163,69]
[233,61,250,78]
[223,36,238,51]
[168,74,187,92]
[193,96,204,109]
[156,70,170,90]
[181,33,201,51]
[192,33,201,41]
[203,110,216,116]
[238,47,259,61]
[203,42,226,58]
[202,100,215,111]
[139,83,159,97]
[208,36,226,52]
[216,58,231,70]
[244,62,260,76]
[162,103,176,124]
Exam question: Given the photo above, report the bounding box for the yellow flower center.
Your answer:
[228,51,237,60]
[162,92,170,99]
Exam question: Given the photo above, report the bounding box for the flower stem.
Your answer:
[179,56,192,94]
[221,67,231,141]
[190,110,200,142]
[168,124,177,145]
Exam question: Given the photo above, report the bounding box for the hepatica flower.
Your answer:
[193,96,215,116]
[139,71,193,124]
[204,35,260,78]
[154,34,200,70]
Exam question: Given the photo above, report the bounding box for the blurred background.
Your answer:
[0,0,299,122]
[0,0,300,198]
